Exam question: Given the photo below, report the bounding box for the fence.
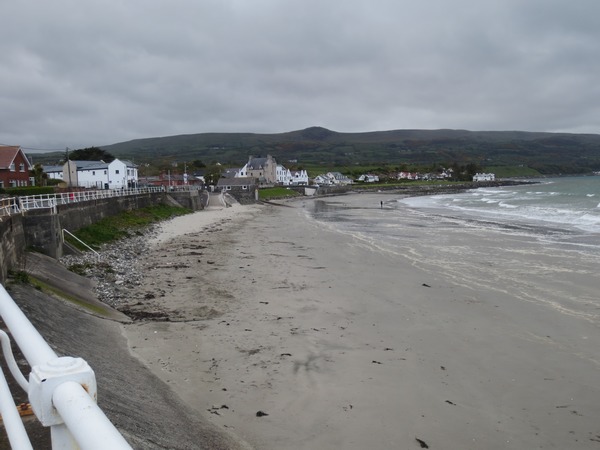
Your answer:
[0,197,20,217]
[0,284,132,449]
[0,185,203,219]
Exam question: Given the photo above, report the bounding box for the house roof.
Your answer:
[0,145,31,170]
[68,159,137,171]
[72,160,109,170]
[217,177,256,187]
[221,168,240,179]
[247,157,269,170]
[120,160,137,168]
[42,165,64,173]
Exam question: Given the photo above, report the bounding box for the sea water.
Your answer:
[307,176,600,325]
[401,176,600,235]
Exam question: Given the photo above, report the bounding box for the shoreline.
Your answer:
[310,178,536,197]
[118,190,600,449]
[59,180,599,449]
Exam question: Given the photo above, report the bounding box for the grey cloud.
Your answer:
[1,0,599,149]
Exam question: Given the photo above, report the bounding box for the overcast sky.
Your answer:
[1,0,599,151]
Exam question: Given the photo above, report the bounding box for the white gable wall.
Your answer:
[77,166,109,188]
[276,165,292,185]
[63,158,138,189]
[291,170,308,185]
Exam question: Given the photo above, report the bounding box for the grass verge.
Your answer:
[65,204,191,251]
[28,276,111,317]
[258,187,302,200]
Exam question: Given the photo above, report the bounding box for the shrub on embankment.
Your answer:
[66,204,191,251]
[0,186,55,196]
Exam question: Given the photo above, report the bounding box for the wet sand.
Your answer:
[122,199,600,449]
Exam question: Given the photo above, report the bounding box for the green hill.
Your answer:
[34,127,600,175]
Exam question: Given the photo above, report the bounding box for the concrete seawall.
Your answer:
[0,215,26,283]
[0,191,203,284]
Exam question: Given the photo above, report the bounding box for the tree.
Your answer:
[67,147,115,163]
[204,165,223,186]
[30,163,48,186]
[465,162,480,180]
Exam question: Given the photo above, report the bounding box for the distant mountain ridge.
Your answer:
[97,126,600,174]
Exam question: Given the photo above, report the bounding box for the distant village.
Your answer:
[1,145,495,192]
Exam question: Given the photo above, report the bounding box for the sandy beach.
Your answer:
[121,197,600,449]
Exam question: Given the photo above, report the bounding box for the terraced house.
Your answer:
[0,145,33,188]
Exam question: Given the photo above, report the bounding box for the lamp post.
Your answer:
[66,147,72,189]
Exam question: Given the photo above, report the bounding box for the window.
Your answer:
[9,163,15,172]
[0,181,3,188]
[115,169,120,174]
[92,171,95,175]
[19,163,25,172]
[242,185,247,190]
[104,170,107,175]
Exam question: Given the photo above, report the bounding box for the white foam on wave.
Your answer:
[399,182,600,234]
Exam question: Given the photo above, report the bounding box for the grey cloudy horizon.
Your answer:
[2,0,599,151]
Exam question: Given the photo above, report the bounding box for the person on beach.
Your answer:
[380,200,383,209]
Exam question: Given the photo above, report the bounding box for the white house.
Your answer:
[290,170,309,185]
[42,165,65,181]
[276,164,292,185]
[327,172,353,185]
[313,172,353,186]
[358,174,379,183]
[473,173,495,182]
[313,174,331,186]
[398,171,420,180]
[63,159,138,189]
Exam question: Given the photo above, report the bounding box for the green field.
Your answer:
[258,187,302,200]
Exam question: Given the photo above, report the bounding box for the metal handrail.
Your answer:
[0,284,132,449]
[0,363,33,449]
[62,229,99,256]
[0,197,20,217]
[0,330,28,391]
[2,185,203,217]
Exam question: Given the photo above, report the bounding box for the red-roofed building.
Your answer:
[0,146,33,188]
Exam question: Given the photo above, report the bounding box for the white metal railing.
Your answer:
[0,197,20,218]
[0,283,132,449]
[1,185,204,218]
[17,186,165,213]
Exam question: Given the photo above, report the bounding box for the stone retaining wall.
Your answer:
[1,191,203,282]
[0,215,26,283]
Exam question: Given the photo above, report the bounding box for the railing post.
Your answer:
[29,357,97,427]
[0,365,33,449]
